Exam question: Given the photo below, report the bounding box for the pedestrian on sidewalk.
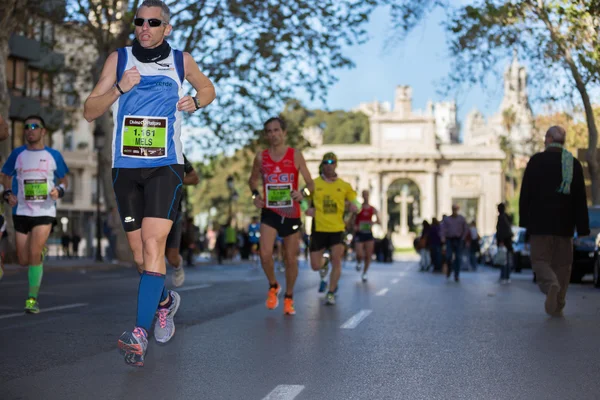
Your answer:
[519,126,589,317]
[71,231,81,258]
[441,205,469,282]
[468,221,480,270]
[428,218,442,272]
[418,220,431,271]
[496,203,513,283]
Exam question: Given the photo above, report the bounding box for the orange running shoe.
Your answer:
[283,297,296,315]
[266,284,281,309]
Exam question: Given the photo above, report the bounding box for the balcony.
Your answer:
[9,95,64,131]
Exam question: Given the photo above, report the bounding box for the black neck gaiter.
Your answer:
[131,39,171,63]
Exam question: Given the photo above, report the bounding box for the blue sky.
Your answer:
[298,6,507,124]
[184,6,517,160]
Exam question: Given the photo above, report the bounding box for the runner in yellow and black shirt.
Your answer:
[306,152,357,305]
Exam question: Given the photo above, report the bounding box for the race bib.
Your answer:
[24,179,48,202]
[266,184,292,208]
[359,222,372,232]
[121,116,167,158]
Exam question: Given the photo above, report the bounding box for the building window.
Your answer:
[7,58,27,97]
[42,21,54,46]
[64,132,73,151]
[6,58,14,89]
[41,72,53,105]
[28,69,40,99]
[63,172,74,203]
[11,120,24,149]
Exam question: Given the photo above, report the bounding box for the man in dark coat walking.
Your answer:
[519,126,589,317]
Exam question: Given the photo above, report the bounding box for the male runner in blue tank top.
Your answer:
[84,0,215,367]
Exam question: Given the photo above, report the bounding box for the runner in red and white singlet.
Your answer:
[249,117,314,315]
[353,190,380,282]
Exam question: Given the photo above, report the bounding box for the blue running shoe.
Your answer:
[318,280,327,293]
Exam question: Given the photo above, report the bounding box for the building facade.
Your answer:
[5,10,102,256]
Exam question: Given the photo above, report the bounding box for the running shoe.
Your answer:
[278,262,285,272]
[266,284,281,309]
[118,327,148,367]
[283,298,296,315]
[154,290,181,344]
[171,266,185,288]
[325,292,336,305]
[319,255,330,279]
[355,262,361,272]
[361,273,367,282]
[24,297,39,314]
[318,280,327,293]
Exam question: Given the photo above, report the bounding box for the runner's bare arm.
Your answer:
[183,168,200,185]
[83,53,121,122]
[177,53,216,113]
[295,150,314,194]
[0,173,11,191]
[0,115,9,141]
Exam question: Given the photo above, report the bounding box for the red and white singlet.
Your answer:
[261,147,300,218]
[355,205,375,232]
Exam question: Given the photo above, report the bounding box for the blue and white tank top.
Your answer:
[1,146,69,217]
[111,47,185,168]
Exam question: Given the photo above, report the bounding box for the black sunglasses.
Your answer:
[24,123,43,131]
[322,159,336,165]
[134,18,166,27]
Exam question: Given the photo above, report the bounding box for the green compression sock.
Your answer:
[28,264,44,298]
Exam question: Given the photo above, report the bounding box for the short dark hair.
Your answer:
[497,203,506,213]
[24,115,46,127]
[264,117,287,132]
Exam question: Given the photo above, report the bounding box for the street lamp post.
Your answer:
[94,132,104,262]
[226,175,236,223]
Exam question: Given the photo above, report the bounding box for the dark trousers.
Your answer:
[430,245,442,271]
[445,238,462,278]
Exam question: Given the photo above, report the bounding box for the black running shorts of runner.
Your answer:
[310,231,344,252]
[260,208,302,238]
[112,165,184,232]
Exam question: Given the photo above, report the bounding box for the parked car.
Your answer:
[573,206,600,284]
[512,227,531,272]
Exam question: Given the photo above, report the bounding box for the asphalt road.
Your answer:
[1,259,599,400]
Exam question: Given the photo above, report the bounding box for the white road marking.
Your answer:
[376,288,389,296]
[0,303,88,320]
[176,284,212,292]
[90,273,126,280]
[341,309,372,329]
[262,385,305,400]
[391,279,399,284]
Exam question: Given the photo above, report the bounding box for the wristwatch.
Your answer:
[192,97,201,110]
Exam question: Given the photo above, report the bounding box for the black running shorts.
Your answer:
[310,231,344,252]
[356,232,374,243]
[260,208,301,238]
[166,213,183,249]
[112,165,184,232]
[13,215,56,234]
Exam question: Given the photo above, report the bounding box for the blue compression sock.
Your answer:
[160,285,169,302]
[136,271,166,332]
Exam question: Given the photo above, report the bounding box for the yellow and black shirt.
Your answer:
[311,176,357,233]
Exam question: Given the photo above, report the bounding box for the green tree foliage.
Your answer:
[306,110,370,144]
[386,0,600,203]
